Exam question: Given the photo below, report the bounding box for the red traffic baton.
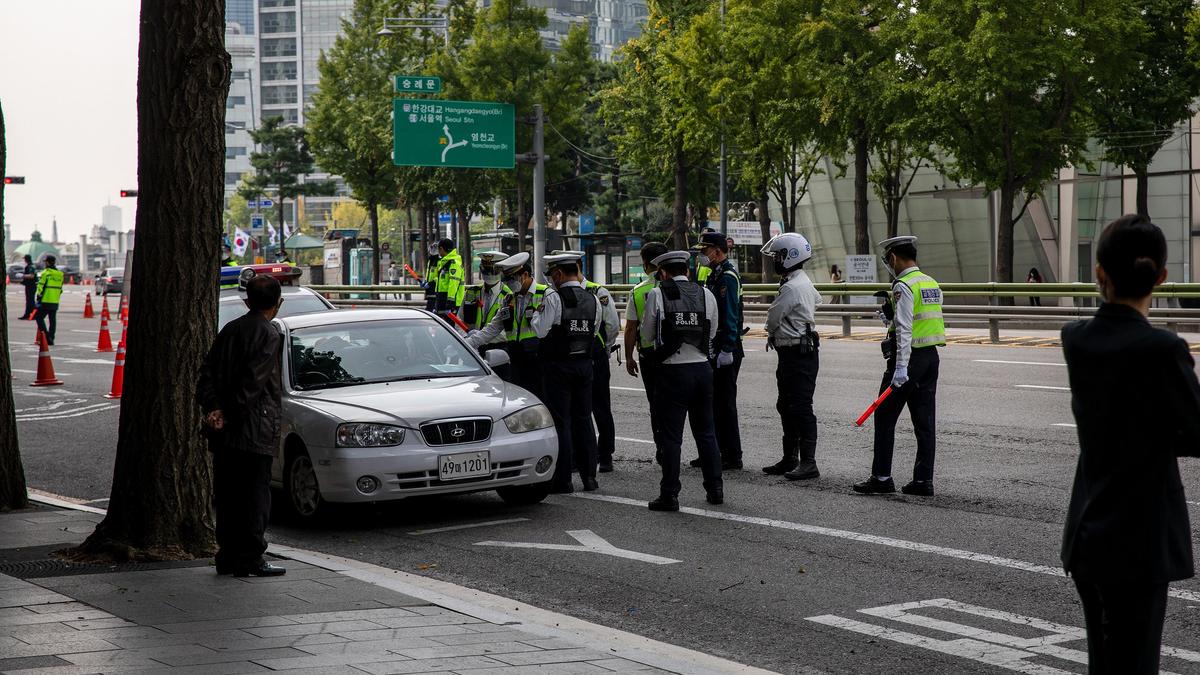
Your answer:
[402,264,423,282]
[445,312,470,333]
[855,387,894,427]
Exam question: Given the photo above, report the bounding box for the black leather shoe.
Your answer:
[648,495,680,512]
[852,477,896,494]
[721,460,743,471]
[785,462,820,481]
[233,562,286,577]
[762,458,799,475]
[706,489,724,505]
[549,483,574,494]
[901,480,934,496]
[688,458,703,468]
[598,462,614,473]
[582,477,599,492]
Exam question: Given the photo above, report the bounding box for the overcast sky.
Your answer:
[1,1,140,244]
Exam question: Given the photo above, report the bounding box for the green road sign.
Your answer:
[394,75,442,94]
[393,99,515,170]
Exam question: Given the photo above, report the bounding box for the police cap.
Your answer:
[878,235,918,254]
[543,253,581,271]
[477,250,509,264]
[692,231,728,252]
[495,252,531,274]
[650,250,691,267]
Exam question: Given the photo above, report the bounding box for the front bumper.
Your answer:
[309,428,558,503]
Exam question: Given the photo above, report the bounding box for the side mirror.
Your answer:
[484,349,510,369]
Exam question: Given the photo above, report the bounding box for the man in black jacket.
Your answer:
[19,255,37,320]
[197,275,286,577]
[1061,214,1200,673]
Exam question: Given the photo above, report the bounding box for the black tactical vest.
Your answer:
[657,280,709,361]
[540,285,597,360]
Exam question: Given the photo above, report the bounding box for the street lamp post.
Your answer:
[378,16,450,48]
[718,0,727,237]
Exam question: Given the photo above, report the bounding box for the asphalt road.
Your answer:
[8,285,1200,674]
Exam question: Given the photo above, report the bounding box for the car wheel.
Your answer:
[497,481,551,506]
[283,449,325,522]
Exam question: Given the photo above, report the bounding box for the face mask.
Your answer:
[483,272,502,286]
[697,254,710,268]
[504,277,524,293]
[882,253,897,278]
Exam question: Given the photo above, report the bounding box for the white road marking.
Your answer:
[1051,423,1076,428]
[84,498,110,504]
[974,359,1066,367]
[570,493,1200,605]
[409,517,530,535]
[616,436,654,445]
[475,529,681,565]
[15,398,89,414]
[1015,385,1070,391]
[58,357,116,365]
[611,386,644,393]
[12,368,74,376]
[17,404,119,422]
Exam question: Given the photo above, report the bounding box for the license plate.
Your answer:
[438,451,491,481]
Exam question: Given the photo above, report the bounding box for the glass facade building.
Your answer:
[480,0,649,61]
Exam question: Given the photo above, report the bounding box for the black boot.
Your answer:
[762,443,799,475]
[785,443,819,480]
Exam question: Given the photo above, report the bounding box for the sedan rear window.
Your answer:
[288,319,484,389]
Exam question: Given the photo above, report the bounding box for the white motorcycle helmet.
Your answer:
[760,233,813,275]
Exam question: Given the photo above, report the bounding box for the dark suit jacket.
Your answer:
[196,311,283,456]
[1061,303,1200,582]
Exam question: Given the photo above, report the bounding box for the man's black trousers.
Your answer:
[506,344,544,399]
[1073,575,1168,674]
[592,343,615,464]
[871,346,939,481]
[22,284,35,319]
[542,357,597,488]
[653,361,722,498]
[776,346,819,453]
[34,303,58,344]
[212,451,273,571]
[712,353,743,462]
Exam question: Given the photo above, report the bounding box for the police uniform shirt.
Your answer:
[466,284,539,349]
[464,283,508,347]
[640,275,719,365]
[582,277,621,347]
[766,268,823,343]
[531,280,604,339]
[891,265,919,368]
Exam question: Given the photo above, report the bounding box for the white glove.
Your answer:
[891,364,909,388]
[716,351,734,368]
[496,306,512,321]
[876,310,891,327]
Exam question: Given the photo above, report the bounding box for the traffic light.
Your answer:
[120,189,138,197]
[3,176,25,184]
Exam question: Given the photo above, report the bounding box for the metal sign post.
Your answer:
[532,104,546,283]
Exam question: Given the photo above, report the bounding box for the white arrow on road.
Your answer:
[475,529,680,565]
[441,124,469,163]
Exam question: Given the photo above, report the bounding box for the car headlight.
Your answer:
[336,423,405,447]
[503,405,554,434]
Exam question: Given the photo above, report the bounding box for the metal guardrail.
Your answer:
[309,283,1200,343]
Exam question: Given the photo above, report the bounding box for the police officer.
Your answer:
[431,238,465,322]
[624,242,669,451]
[642,250,723,511]
[760,233,823,480]
[466,252,546,394]
[551,250,621,473]
[220,244,240,289]
[692,232,744,470]
[533,253,603,493]
[34,255,65,346]
[853,235,945,496]
[461,251,513,360]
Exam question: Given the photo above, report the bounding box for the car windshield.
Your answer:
[107,269,124,277]
[288,318,484,389]
[219,291,332,329]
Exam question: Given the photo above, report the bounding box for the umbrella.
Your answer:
[284,232,325,250]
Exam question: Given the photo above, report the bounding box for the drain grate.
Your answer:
[0,544,213,579]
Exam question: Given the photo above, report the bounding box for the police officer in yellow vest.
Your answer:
[853,236,945,497]
[460,251,513,357]
[431,238,465,322]
[34,255,65,346]
[466,252,546,396]
[624,242,669,453]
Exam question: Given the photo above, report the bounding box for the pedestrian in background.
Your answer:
[33,255,63,345]
[19,254,37,320]
[197,275,286,578]
[1027,267,1043,306]
[829,264,843,304]
[1060,214,1200,674]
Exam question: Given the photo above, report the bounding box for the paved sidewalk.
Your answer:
[0,505,768,675]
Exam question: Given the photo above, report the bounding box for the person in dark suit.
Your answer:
[1061,214,1200,674]
[197,275,286,577]
[19,255,37,320]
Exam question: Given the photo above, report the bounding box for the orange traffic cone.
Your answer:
[101,296,111,320]
[83,294,95,318]
[33,328,42,345]
[31,332,64,387]
[119,295,128,322]
[103,340,125,399]
[95,315,114,353]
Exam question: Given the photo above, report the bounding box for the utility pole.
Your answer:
[532,104,546,282]
[718,0,728,236]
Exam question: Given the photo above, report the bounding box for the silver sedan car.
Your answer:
[274,308,558,522]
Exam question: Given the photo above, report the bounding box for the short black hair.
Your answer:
[23,255,31,263]
[1097,214,1167,299]
[551,262,579,276]
[661,261,689,277]
[888,243,918,262]
[438,238,455,252]
[245,275,282,311]
[641,242,668,264]
[44,255,56,265]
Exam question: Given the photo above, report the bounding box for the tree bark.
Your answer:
[997,182,1016,302]
[1136,168,1149,217]
[459,208,473,284]
[853,123,871,255]
[278,198,287,260]
[368,199,380,284]
[71,0,229,560]
[402,206,411,272]
[0,97,29,512]
[672,144,688,250]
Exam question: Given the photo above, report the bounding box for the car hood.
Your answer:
[287,376,541,427]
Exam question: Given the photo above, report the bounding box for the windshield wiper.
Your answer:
[380,373,472,383]
[305,377,366,390]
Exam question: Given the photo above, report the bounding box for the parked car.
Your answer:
[95,267,124,295]
[6,264,26,284]
[273,308,558,522]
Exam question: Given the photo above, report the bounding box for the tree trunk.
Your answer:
[997,182,1016,303]
[0,97,29,512]
[458,208,472,284]
[853,123,870,255]
[672,144,688,250]
[609,169,620,233]
[278,199,287,260]
[368,200,380,285]
[71,0,229,560]
[402,206,411,272]
[1136,167,1149,217]
[516,166,528,251]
